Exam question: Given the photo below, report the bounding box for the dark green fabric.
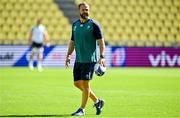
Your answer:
[72,19,101,62]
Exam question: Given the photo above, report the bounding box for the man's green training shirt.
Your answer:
[71,19,103,63]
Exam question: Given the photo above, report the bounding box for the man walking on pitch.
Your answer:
[65,2,106,116]
[28,18,50,71]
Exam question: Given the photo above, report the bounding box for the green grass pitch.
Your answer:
[0,67,180,118]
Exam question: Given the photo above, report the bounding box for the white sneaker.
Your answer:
[29,61,34,71]
[38,65,43,72]
[29,65,34,71]
[71,108,85,116]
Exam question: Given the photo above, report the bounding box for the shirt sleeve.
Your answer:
[43,26,47,34]
[44,26,47,32]
[93,21,103,39]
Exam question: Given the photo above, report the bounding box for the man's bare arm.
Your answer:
[98,38,106,66]
[65,40,75,67]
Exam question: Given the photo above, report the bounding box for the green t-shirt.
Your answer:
[71,19,103,63]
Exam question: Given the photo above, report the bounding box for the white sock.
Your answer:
[80,108,85,112]
[38,61,42,67]
[95,99,99,104]
[29,61,33,67]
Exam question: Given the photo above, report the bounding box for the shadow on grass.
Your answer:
[0,114,71,117]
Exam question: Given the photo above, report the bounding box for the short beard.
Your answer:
[80,13,88,19]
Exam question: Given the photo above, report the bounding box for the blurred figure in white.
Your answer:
[28,18,50,71]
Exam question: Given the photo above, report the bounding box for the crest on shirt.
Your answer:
[87,25,91,29]
[73,26,77,31]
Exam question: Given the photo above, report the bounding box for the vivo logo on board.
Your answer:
[149,51,180,67]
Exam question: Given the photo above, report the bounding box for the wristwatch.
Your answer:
[100,55,105,58]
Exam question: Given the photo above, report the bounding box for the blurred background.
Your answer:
[0,1,180,117]
[0,0,180,67]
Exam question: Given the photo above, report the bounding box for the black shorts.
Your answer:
[73,62,96,81]
[31,42,43,48]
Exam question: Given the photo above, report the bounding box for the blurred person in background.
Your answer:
[28,18,50,71]
[65,2,106,116]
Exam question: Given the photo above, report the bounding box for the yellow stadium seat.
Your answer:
[4,3,13,11]
[131,13,140,20]
[174,0,180,7]
[14,3,22,11]
[117,5,126,13]
[18,0,26,4]
[140,13,149,20]
[152,6,161,13]
[8,0,17,4]
[164,42,172,47]
[131,34,139,40]
[164,0,173,6]
[0,18,5,26]
[158,13,166,20]
[139,34,148,41]
[0,33,6,40]
[111,0,120,5]
[170,27,178,35]
[7,33,16,40]
[148,34,158,42]
[111,34,119,40]
[51,33,60,40]
[2,25,10,33]
[164,20,173,27]
[176,14,180,20]
[161,6,170,13]
[127,40,135,46]
[116,27,124,34]
[167,34,175,42]
[124,27,132,34]
[167,13,175,20]
[128,20,137,27]
[1,11,9,18]
[152,27,160,35]
[0,3,4,10]
[146,20,154,27]
[16,33,25,40]
[156,0,164,6]
[154,41,163,47]
[134,27,142,34]
[6,18,14,25]
[145,40,154,47]
[0,0,71,45]
[173,20,179,27]
[155,20,163,27]
[0,0,179,46]
[157,34,166,41]
[137,41,146,47]
[149,13,157,20]
[161,27,169,35]
[170,7,178,13]
[121,34,131,40]
[10,10,18,18]
[136,6,145,13]
[176,34,180,42]
[147,0,155,6]
[138,0,146,5]
[123,13,131,20]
